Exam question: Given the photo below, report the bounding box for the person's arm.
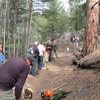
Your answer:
[15,66,29,100]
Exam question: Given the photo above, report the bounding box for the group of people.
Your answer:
[0,33,80,100]
[28,42,45,76]
[28,41,58,76]
[0,40,58,100]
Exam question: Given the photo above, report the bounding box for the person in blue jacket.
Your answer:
[0,45,4,64]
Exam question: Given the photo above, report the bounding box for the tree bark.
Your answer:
[3,0,8,59]
[79,49,100,68]
[82,0,99,56]
[26,0,33,50]
[9,0,20,57]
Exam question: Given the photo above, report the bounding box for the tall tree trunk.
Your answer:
[82,0,99,56]
[98,0,100,36]
[8,37,12,58]
[26,0,33,50]
[3,0,8,60]
[75,10,78,31]
[50,25,55,41]
[13,13,16,57]
[16,28,20,58]
[9,0,19,57]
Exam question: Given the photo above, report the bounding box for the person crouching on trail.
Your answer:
[0,54,34,100]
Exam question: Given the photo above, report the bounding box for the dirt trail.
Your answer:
[23,52,100,100]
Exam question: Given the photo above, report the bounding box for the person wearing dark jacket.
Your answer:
[0,54,34,100]
[29,42,39,76]
[46,43,53,61]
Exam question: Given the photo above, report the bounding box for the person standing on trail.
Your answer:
[52,41,58,58]
[29,42,39,76]
[0,53,34,100]
[46,42,53,62]
[43,42,49,62]
[38,43,45,70]
[0,45,4,64]
[70,33,79,53]
[73,35,79,52]
[70,33,75,43]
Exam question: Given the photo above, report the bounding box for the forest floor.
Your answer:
[23,52,100,100]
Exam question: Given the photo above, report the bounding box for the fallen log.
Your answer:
[78,49,100,68]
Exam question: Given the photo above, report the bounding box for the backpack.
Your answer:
[28,46,39,58]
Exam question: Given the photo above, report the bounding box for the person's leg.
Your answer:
[46,52,49,62]
[76,42,79,51]
[73,42,77,53]
[38,56,43,70]
[54,50,58,58]
[48,51,52,61]
[0,90,16,100]
[48,51,50,61]
[31,58,37,76]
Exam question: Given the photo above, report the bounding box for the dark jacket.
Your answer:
[28,46,39,58]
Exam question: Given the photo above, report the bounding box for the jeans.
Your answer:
[30,57,38,75]
[73,42,79,52]
[0,90,16,100]
[38,56,43,70]
[53,50,58,58]
[48,51,52,61]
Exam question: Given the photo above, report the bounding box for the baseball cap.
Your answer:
[24,53,34,62]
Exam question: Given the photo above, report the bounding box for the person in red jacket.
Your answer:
[46,42,53,61]
[0,54,34,100]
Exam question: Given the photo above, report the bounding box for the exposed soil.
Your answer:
[23,52,100,100]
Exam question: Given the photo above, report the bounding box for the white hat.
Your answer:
[34,42,38,45]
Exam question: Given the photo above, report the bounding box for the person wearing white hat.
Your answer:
[29,42,39,76]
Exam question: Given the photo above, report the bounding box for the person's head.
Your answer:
[24,54,34,66]
[34,41,38,47]
[0,45,3,52]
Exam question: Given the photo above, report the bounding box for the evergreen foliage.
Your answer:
[0,0,86,58]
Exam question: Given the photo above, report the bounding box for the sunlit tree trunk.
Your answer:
[82,0,99,56]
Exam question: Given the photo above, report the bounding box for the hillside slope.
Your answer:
[23,52,100,100]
